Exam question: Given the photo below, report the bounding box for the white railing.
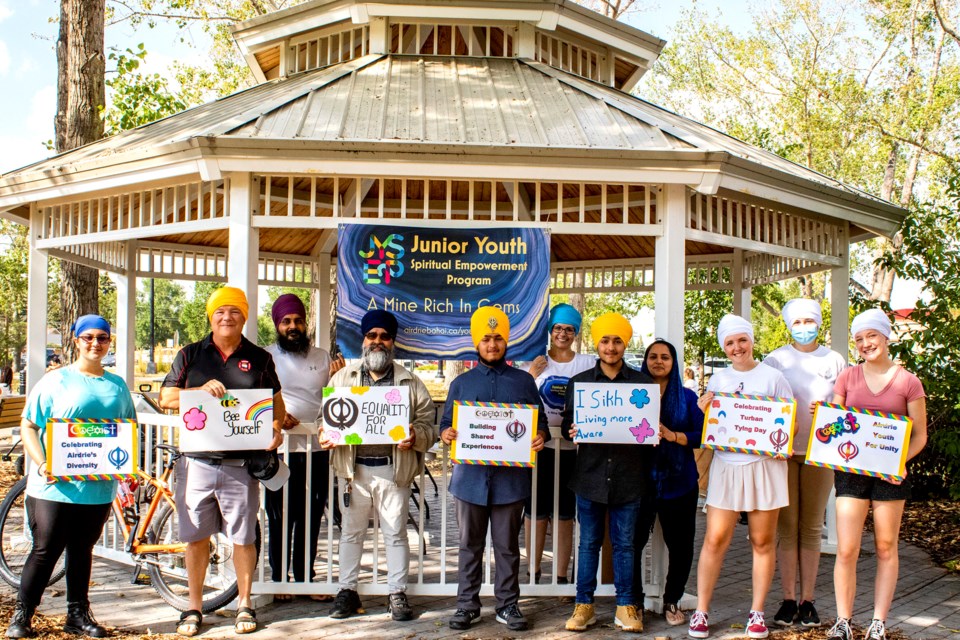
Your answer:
[95,412,681,608]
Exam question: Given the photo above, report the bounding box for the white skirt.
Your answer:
[705,455,788,512]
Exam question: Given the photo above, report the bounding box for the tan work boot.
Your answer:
[565,604,597,631]
[615,605,644,632]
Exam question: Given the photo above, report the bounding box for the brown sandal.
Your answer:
[176,610,202,637]
[235,607,257,634]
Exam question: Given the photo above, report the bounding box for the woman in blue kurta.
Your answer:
[6,315,135,639]
[631,339,704,626]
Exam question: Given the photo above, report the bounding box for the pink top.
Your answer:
[833,365,925,416]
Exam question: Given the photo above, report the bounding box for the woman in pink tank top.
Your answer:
[825,309,927,640]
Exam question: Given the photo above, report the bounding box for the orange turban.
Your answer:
[206,286,249,321]
[470,307,510,347]
[590,312,633,349]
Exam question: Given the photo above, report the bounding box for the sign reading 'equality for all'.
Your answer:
[701,393,796,459]
[320,386,411,446]
[336,224,551,361]
[572,383,661,445]
[46,419,139,481]
[451,402,538,467]
[805,403,913,482]
[178,389,274,452]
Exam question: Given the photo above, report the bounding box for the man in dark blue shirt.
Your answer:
[440,307,548,632]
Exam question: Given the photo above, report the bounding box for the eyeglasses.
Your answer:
[551,326,576,335]
[77,334,110,345]
[364,331,395,342]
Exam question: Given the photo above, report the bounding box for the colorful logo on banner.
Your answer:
[68,423,119,438]
[360,233,405,284]
[337,224,550,361]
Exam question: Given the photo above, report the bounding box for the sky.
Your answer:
[0,0,922,307]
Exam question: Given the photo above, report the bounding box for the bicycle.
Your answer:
[0,442,258,613]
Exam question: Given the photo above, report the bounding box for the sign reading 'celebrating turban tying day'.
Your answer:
[701,393,796,459]
[336,224,550,360]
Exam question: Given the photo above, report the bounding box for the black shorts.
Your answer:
[834,470,911,502]
[524,447,577,521]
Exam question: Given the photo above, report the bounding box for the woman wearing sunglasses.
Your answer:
[6,315,136,639]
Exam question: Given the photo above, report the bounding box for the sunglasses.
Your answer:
[364,331,395,341]
[77,334,110,345]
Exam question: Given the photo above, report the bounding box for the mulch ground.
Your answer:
[899,499,960,571]
[0,594,176,639]
[768,627,913,640]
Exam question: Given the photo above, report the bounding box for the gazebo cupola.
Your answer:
[232,0,664,92]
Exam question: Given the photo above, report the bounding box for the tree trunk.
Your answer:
[443,360,466,389]
[56,0,105,361]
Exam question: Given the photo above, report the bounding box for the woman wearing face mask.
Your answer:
[632,340,704,626]
[762,299,847,629]
[826,309,926,640]
[6,316,135,639]
[688,314,793,640]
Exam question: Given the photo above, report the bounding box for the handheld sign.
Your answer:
[45,419,139,481]
[179,389,273,452]
[451,402,538,467]
[320,386,410,446]
[701,393,796,459]
[805,402,912,483]
[572,383,661,445]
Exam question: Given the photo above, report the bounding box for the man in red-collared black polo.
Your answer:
[160,286,284,636]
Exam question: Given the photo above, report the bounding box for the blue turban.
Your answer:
[71,314,111,337]
[361,310,399,337]
[548,303,582,334]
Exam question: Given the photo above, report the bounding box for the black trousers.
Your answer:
[455,498,524,612]
[20,497,111,608]
[632,487,699,606]
[265,451,329,582]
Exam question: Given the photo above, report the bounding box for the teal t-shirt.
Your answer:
[24,366,136,505]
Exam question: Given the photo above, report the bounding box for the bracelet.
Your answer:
[36,461,47,477]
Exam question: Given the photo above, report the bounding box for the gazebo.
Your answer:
[0,0,905,602]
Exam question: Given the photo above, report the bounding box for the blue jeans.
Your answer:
[575,495,641,606]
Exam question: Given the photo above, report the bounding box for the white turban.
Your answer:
[850,308,891,339]
[717,313,754,349]
[781,298,822,328]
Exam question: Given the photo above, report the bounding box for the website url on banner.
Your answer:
[403,327,472,335]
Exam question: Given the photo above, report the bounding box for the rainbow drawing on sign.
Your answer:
[245,399,273,422]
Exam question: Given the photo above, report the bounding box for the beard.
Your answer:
[362,343,395,374]
[477,349,507,368]
[276,329,310,354]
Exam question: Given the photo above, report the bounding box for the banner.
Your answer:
[45,419,138,481]
[336,224,550,360]
[805,402,912,482]
[450,402,538,467]
[572,383,661,445]
[320,386,410,446]
[179,389,274,452]
[701,393,796,459]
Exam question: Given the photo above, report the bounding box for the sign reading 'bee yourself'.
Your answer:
[179,389,274,452]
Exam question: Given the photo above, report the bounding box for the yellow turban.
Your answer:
[591,312,632,349]
[471,307,510,347]
[206,286,249,321]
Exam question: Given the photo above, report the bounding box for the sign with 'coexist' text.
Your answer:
[46,418,139,481]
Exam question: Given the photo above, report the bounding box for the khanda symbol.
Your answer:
[323,397,359,431]
[108,446,130,471]
[769,428,789,452]
[838,440,859,462]
[505,419,527,443]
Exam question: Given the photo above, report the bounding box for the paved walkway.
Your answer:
[14,500,958,639]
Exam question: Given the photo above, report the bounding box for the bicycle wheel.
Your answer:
[145,502,260,613]
[0,478,66,589]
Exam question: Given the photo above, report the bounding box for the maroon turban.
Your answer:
[271,293,307,328]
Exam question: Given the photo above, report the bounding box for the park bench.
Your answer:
[0,395,25,433]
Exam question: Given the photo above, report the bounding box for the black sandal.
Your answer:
[235,607,258,634]
[176,610,202,637]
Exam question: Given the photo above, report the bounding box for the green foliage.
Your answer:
[683,290,731,365]
[103,44,189,135]
[885,172,960,498]
[136,279,187,349]
[181,281,222,344]
[0,222,28,367]
[99,274,117,327]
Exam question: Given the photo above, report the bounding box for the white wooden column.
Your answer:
[823,221,850,554]
[654,184,686,350]
[26,204,48,394]
[317,252,332,351]
[115,241,137,385]
[228,173,260,342]
[732,249,752,317]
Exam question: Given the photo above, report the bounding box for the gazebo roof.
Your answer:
[0,54,904,236]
